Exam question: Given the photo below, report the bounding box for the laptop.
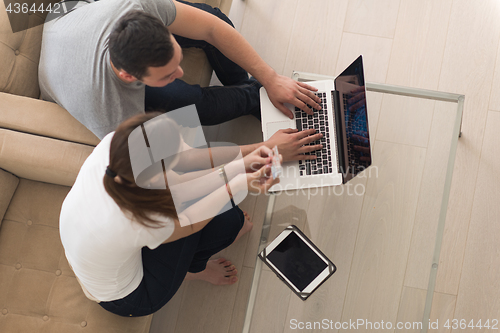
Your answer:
[260,55,371,192]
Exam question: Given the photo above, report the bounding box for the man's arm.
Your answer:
[168,1,322,117]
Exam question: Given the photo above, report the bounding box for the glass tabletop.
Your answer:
[242,73,464,333]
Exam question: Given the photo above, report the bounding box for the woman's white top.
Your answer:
[60,133,175,302]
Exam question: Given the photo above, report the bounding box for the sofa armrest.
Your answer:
[0,129,94,187]
[0,168,19,227]
[0,92,100,146]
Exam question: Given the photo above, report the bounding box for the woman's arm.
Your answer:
[167,159,244,203]
[166,145,273,203]
[163,157,277,243]
[163,162,279,243]
[172,140,244,172]
[163,173,247,242]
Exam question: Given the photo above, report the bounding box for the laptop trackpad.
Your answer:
[266,121,293,139]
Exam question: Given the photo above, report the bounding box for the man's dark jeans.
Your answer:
[99,205,244,317]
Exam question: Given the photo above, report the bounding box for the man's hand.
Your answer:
[265,128,323,162]
[264,74,322,118]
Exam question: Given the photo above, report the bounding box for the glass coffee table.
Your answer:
[242,72,464,333]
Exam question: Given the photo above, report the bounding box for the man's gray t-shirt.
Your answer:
[39,0,176,139]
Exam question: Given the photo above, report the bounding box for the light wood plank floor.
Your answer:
[151,0,500,332]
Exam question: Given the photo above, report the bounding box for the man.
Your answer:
[39,0,323,159]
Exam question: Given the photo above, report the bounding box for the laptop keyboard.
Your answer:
[294,92,334,176]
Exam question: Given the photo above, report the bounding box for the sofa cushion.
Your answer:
[0,92,100,146]
[0,169,19,226]
[179,0,233,87]
[0,179,151,333]
[0,129,94,187]
[180,48,213,87]
[0,0,46,98]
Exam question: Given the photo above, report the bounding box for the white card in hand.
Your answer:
[271,146,282,179]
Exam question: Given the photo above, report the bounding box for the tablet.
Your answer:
[258,225,336,300]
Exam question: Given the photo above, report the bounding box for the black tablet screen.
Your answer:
[266,232,327,291]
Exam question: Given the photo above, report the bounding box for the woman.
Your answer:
[59,112,279,317]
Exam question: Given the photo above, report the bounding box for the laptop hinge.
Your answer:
[332,90,345,176]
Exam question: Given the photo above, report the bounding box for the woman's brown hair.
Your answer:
[103,112,179,228]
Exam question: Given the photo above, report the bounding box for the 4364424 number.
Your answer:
[5,2,64,14]
[443,319,498,330]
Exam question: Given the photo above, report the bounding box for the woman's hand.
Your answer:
[246,164,280,194]
[243,145,274,172]
[266,128,323,162]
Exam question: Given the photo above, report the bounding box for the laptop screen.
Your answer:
[334,55,371,183]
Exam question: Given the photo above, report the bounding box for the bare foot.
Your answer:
[185,258,238,285]
[233,211,253,243]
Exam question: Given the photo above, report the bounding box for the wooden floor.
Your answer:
[150,1,500,332]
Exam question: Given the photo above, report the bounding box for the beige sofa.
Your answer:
[0,0,232,332]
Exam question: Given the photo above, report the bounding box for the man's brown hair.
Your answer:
[108,10,174,80]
